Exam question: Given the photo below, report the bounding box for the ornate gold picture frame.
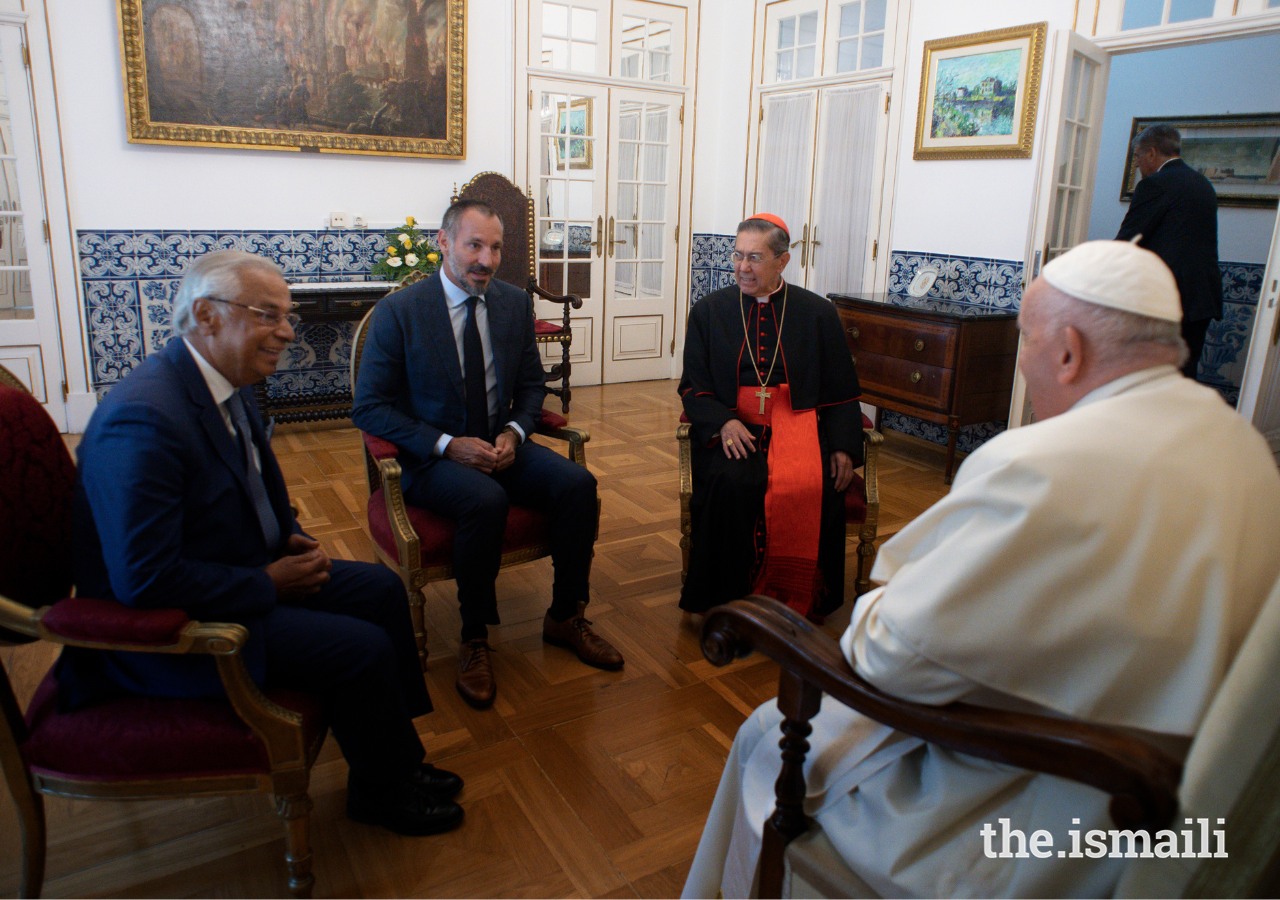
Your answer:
[118,0,466,159]
[1121,114,1280,209]
[913,22,1046,161]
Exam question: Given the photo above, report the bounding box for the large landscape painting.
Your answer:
[120,0,465,158]
[914,22,1045,160]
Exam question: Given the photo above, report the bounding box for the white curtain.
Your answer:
[755,91,816,285]
[810,83,880,297]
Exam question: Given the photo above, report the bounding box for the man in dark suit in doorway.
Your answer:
[1116,122,1223,379]
[353,200,623,711]
[63,250,464,836]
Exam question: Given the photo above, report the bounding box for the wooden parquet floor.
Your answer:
[0,380,951,899]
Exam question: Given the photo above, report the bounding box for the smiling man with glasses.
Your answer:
[678,215,863,621]
[61,250,465,838]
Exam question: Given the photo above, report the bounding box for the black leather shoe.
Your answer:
[410,763,464,799]
[347,781,465,836]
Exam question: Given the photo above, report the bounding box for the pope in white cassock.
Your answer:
[682,240,1280,898]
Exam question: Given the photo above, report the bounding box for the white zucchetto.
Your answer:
[1041,240,1181,322]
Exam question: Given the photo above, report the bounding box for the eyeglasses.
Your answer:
[731,251,779,265]
[205,297,302,329]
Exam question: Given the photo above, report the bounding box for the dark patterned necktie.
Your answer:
[225,391,282,550]
[464,296,491,439]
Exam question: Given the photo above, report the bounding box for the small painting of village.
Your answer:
[929,48,1023,139]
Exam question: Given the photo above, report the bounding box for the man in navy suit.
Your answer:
[63,250,464,836]
[1116,122,1222,379]
[353,200,622,709]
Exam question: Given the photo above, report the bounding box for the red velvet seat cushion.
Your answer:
[534,319,566,336]
[22,672,325,781]
[367,489,550,567]
[536,409,568,431]
[0,385,76,607]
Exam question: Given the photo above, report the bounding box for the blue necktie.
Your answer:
[225,392,282,550]
[464,297,491,439]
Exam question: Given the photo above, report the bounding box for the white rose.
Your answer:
[405,253,419,267]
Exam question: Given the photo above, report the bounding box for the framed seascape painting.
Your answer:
[1121,114,1280,209]
[118,0,466,158]
[913,22,1047,160]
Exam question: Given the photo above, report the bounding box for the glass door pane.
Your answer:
[0,49,31,321]
[531,78,608,381]
[615,0,686,84]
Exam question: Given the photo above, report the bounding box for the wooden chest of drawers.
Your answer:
[829,293,1020,483]
[251,281,394,424]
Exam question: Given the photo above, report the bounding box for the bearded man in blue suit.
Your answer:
[353,200,623,710]
[62,250,464,836]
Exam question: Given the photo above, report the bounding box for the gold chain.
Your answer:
[739,282,788,391]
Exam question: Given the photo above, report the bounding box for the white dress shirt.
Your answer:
[433,273,526,456]
[183,337,263,472]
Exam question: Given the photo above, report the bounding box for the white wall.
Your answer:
[1085,33,1280,263]
[886,0,1078,261]
[689,0,755,234]
[47,0,517,232]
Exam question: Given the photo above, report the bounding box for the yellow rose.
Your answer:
[406,216,416,227]
[386,245,399,255]
[398,233,412,247]
[427,251,440,263]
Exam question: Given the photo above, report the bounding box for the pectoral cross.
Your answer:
[755,386,772,415]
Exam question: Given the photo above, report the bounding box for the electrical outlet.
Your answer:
[329,211,351,229]
[353,215,368,228]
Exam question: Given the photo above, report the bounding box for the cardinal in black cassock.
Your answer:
[679,216,862,618]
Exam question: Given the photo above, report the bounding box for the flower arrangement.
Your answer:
[370,216,442,282]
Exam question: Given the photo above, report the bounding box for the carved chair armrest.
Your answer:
[0,594,310,768]
[677,423,692,501]
[529,281,584,311]
[701,596,1182,833]
[861,427,882,509]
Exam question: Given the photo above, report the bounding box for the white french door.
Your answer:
[520,0,694,387]
[0,20,65,426]
[1009,29,1110,426]
[604,86,681,382]
[528,79,684,386]
[754,80,889,297]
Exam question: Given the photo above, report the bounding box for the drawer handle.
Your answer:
[848,326,860,339]
[910,371,922,384]
[914,339,925,351]
[349,300,364,308]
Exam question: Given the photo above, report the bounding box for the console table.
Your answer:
[254,280,395,424]
[829,293,1019,484]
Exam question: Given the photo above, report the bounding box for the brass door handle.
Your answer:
[914,339,925,351]
[791,223,809,268]
[591,215,603,257]
[848,326,860,339]
[910,371,922,384]
[608,217,615,258]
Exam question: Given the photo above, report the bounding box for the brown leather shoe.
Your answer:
[542,613,624,671]
[456,639,496,709]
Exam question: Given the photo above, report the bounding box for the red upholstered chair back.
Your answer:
[0,384,75,609]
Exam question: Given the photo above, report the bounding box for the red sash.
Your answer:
[736,384,823,616]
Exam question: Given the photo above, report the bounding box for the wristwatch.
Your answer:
[501,424,521,444]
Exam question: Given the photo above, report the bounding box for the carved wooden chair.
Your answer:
[0,381,327,898]
[677,415,882,596]
[454,172,580,413]
[700,592,1280,898]
[350,299,594,668]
